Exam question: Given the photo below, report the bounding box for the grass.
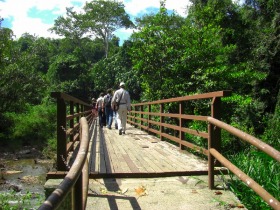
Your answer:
[227,150,279,210]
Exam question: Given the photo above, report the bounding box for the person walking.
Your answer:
[104,88,114,129]
[112,82,131,135]
[111,90,118,130]
[96,92,105,128]
[91,97,97,119]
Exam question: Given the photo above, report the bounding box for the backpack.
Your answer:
[105,95,112,107]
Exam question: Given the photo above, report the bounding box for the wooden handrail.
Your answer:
[207,117,280,209]
[128,90,229,155]
[38,117,90,210]
[207,117,280,162]
[209,148,279,209]
[133,90,232,105]
[51,92,93,170]
[127,90,280,209]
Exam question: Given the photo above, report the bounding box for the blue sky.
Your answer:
[0,0,191,44]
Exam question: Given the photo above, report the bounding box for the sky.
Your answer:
[0,0,192,44]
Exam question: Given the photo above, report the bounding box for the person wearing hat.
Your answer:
[111,82,131,135]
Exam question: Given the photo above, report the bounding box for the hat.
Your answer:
[120,82,125,87]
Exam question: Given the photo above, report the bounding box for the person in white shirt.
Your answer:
[111,82,131,135]
[96,92,105,128]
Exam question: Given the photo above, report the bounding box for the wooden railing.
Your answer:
[39,117,90,210]
[207,117,280,209]
[50,92,93,171]
[127,90,280,209]
[38,92,94,210]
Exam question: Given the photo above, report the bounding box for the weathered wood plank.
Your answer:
[122,154,140,173]
[98,129,108,173]
[104,129,131,173]
[120,136,154,172]
[89,124,209,176]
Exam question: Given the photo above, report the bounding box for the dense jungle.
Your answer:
[0,0,279,209]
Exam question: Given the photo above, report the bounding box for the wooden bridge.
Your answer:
[89,123,209,177]
[38,91,280,210]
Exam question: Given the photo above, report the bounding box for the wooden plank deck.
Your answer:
[88,123,210,178]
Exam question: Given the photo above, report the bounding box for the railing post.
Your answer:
[179,102,185,150]
[133,106,136,126]
[81,104,84,117]
[211,97,221,166]
[160,103,164,141]
[70,101,74,145]
[148,104,151,134]
[208,96,222,189]
[208,122,215,189]
[57,98,67,171]
[74,173,83,210]
[140,105,143,130]
[76,103,80,127]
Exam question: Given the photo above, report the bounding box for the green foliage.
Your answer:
[89,42,141,100]
[0,33,52,116]
[48,54,80,83]
[0,1,279,208]
[262,88,280,150]
[0,190,43,210]
[130,1,186,101]
[221,93,267,135]
[50,7,86,39]
[0,64,47,113]
[83,0,134,57]
[42,137,57,159]
[47,50,95,101]
[0,27,15,68]
[2,103,56,150]
[51,0,133,58]
[240,0,280,115]
[228,151,280,210]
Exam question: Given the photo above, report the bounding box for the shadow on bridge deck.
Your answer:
[86,122,245,210]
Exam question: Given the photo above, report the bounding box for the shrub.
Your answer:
[4,103,56,151]
[228,151,280,209]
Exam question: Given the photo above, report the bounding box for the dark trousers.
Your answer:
[105,107,113,128]
[98,108,106,127]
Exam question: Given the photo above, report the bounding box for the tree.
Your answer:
[50,7,93,62]
[0,24,15,68]
[50,7,86,40]
[83,0,134,58]
[241,0,280,113]
[130,1,186,100]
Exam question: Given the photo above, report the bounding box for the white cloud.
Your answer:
[0,0,191,40]
[124,0,191,17]
[0,0,87,38]
[165,0,191,16]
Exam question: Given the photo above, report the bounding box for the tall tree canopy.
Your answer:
[50,0,133,58]
[130,1,186,100]
[83,0,134,58]
[49,7,86,40]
